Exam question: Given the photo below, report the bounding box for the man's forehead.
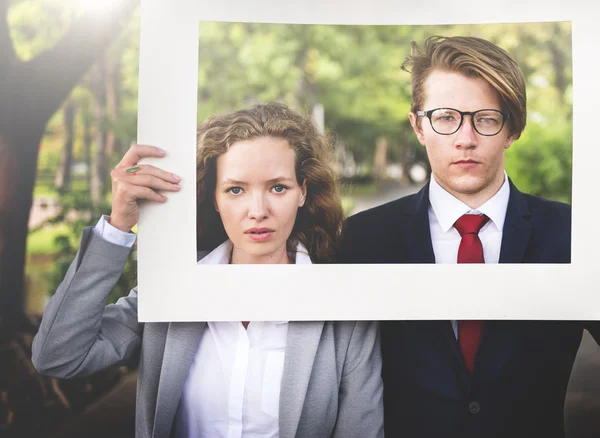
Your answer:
[422,70,501,108]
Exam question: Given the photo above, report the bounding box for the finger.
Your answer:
[117,163,181,184]
[115,144,166,169]
[125,173,181,192]
[121,184,169,204]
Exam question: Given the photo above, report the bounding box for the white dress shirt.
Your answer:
[93,216,312,438]
[427,173,510,338]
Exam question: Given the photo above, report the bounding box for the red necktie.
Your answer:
[454,214,489,372]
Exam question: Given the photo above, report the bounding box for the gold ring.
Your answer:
[125,165,141,173]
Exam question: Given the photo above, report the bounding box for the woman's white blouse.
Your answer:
[176,239,312,438]
[95,220,311,438]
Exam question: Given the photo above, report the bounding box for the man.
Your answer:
[338,36,600,438]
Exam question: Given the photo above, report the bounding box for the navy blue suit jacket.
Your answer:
[337,179,600,438]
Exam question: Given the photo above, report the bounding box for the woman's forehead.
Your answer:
[216,140,297,184]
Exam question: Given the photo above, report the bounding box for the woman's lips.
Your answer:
[245,228,274,242]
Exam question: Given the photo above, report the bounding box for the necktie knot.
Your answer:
[454,214,489,237]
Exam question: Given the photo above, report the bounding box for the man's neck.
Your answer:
[434,172,506,210]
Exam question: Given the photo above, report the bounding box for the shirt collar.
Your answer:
[197,239,312,265]
[429,171,510,233]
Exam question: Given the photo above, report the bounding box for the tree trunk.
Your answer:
[0,128,45,329]
[293,29,318,112]
[90,61,107,206]
[373,136,388,180]
[548,23,568,107]
[54,100,76,192]
[0,0,138,326]
[105,56,119,158]
[82,100,93,195]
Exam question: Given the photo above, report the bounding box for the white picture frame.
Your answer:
[136,0,600,321]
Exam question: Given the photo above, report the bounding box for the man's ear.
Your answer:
[409,112,426,146]
[299,179,307,207]
[504,134,517,150]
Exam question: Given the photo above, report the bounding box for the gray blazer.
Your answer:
[31,228,384,438]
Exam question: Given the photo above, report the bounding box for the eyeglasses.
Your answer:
[416,108,509,136]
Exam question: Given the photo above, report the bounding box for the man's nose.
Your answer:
[454,115,478,149]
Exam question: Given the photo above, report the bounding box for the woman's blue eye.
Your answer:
[227,187,242,195]
[272,184,287,193]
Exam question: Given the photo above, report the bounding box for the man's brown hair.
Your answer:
[402,36,527,138]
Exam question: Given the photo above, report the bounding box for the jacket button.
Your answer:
[468,401,481,414]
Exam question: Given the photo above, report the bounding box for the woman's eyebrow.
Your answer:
[218,176,295,186]
[265,176,295,184]
[218,178,246,186]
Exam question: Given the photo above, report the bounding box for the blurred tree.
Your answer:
[54,98,76,192]
[90,57,108,205]
[194,22,572,200]
[0,0,139,328]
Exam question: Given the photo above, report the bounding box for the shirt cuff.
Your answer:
[93,215,137,248]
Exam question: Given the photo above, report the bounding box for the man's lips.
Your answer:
[453,159,480,169]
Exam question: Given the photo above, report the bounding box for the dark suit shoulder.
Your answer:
[346,192,419,227]
[521,192,571,222]
[507,187,572,263]
[338,192,423,263]
[518,192,571,239]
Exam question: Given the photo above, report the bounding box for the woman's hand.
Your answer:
[109,144,181,232]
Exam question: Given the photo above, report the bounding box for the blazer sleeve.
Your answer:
[333,321,385,438]
[32,227,143,378]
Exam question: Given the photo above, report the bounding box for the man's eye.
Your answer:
[272,184,288,193]
[226,187,243,195]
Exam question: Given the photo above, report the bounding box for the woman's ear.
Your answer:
[299,179,307,207]
[213,197,219,213]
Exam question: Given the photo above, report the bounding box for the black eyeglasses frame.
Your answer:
[416,107,509,136]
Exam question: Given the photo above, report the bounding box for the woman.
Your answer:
[31,103,383,438]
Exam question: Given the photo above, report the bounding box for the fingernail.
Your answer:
[173,174,181,182]
[162,195,168,202]
[158,148,166,156]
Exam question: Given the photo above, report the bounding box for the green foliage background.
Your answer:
[195,21,573,202]
[10,1,572,305]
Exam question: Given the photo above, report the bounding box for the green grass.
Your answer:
[33,178,90,199]
[27,223,71,255]
[33,185,59,199]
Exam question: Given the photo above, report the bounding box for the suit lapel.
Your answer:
[278,321,324,438]
[440,322,464,366]
[477,181,532,370]
[152,322,206,438]
[499,179,532,263]
[402,183,436,263]
[404,184,465,373]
